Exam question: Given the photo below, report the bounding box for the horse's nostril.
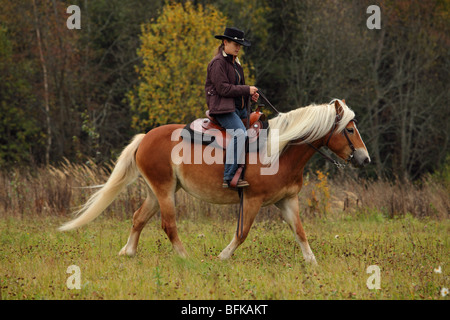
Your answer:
[363,157,371,165]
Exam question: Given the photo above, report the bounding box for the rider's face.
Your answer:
[223,40,241,56]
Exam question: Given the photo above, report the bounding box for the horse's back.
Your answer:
[135,124,242,203]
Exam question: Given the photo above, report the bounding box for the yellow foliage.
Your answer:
[129,1,254,130]
[307,170,331,216]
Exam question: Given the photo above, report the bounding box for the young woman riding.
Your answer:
[205,27,259,188]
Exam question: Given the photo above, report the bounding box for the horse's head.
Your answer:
[325,100,371,167]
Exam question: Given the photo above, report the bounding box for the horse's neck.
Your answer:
[280,139,323,175]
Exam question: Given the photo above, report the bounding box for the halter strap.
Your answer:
[255,91,355,169]
[343,129,356,152]
[308,117,357,169]
[325,114,341,147]
[307,142,346,169]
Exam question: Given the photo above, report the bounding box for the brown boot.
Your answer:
[236,179,250,188]
[223,179,250,188]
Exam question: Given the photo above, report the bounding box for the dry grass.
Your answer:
[0,161,448,300]
[327,173,449,220]
[0,160,448,222]
[0,214,448,300]
[0,160,147,219]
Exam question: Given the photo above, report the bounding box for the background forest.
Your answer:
[1,1,449,302]
[0,0,449,180]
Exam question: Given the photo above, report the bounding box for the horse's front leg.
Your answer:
[276,196,317,265]
[218,196,262,260]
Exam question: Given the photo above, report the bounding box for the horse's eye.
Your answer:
[346,128,354,134]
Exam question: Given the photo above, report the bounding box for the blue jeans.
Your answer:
[214,108,248,181]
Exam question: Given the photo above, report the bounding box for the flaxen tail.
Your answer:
[59,134,145,231]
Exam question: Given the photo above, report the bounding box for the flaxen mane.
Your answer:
[265,99,355,163]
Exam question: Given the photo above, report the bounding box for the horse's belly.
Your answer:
[174,163,240,204]
[180,186,240,205]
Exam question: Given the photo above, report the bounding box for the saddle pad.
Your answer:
[185,119,268,150]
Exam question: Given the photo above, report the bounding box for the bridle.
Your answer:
[234,91,355,239]
[257,89,357,169]
[257,90,357,169]
[307,114,358,169]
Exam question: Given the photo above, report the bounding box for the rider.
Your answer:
[205,27,259,188]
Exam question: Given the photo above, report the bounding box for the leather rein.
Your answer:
[257,90,356,169]
[306,115,358,169]
[235,92,355,239]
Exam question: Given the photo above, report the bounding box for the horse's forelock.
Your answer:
[331,99,355,134]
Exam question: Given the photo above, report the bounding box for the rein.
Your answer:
[306,142,347,169]
[235,92,354,239]
[257,90,354,169]
[257,89,281,114]
[307,115,358,170]
[235,96,251,239]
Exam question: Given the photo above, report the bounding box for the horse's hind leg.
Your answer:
[276,196,317,265]
[158,193,188,257]
[119,192,159,256]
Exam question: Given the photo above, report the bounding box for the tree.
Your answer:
[0,0,163,164]
[74,0,163,161]
[0,26,40,166]
[250,0,449,179]
[362,0,450,179]
[32,0,51,164]
[129,1,254,130]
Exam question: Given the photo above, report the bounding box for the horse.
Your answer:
[59,99,370,265]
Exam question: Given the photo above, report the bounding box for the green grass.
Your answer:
[0,212,448,300]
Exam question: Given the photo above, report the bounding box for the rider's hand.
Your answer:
[249,86,258,95]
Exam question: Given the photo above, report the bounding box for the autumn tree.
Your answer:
[74,0,162,161]
[129,1,254,130]
[252,0,449,179]
[361,0,450,179]
[0,0,162,164]
[0,0,447,180]
[0,26,40,166]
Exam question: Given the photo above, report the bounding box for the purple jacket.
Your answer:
[205,50,250,115]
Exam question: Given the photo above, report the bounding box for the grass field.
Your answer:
[1,211,448,300]
[0,163,448,300]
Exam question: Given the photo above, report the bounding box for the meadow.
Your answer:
[0,162,448,300]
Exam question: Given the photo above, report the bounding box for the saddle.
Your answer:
[188,108,267,150]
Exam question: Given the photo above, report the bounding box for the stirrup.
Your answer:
[223,179,249,188]
[236,179,250,188]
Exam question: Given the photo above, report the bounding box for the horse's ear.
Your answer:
[334,100,344,116]
[342,99,346,104]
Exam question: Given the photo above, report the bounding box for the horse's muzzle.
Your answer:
[351,148,371,167]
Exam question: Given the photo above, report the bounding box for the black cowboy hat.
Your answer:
[215,27,251,47]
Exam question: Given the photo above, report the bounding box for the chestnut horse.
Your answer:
[59,99,370,264]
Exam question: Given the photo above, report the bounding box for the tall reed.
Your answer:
[0,161,448,220]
